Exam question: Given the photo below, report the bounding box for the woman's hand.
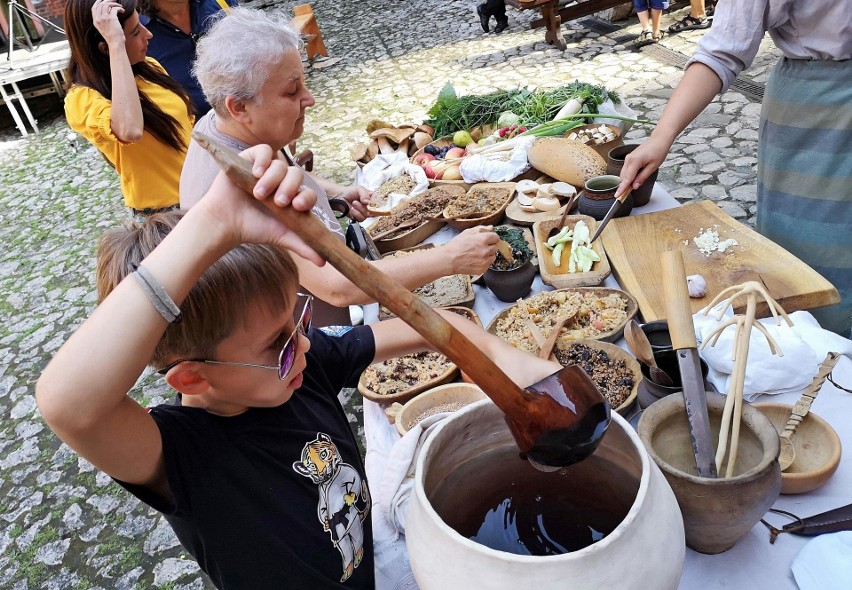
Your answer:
[335,185,373,221]
[197,145,324,265]
[441,226,499,275]
[616,135,670,199]
[91,0,126,47]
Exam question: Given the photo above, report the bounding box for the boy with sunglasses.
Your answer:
[36,146,561,588]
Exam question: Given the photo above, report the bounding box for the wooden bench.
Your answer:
[506,0,631,50]
[291,4,328,62]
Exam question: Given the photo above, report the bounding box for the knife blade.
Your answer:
[589,188,631,243]
[661,250,718,478]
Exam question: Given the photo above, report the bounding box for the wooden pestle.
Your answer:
[193,133,597,462]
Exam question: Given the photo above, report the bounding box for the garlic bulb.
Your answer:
[687,274,707,298]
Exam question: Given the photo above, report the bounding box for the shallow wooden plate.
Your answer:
[358,356,458,405]
[553,339,641,417]
[485,287,639,352]
[442,182,515,230]
[533,215,610,288]
[390,383,487,435]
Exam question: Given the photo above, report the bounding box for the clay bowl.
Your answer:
[553,339,641,417]
[638,392,781,554]
[636,348,711,409]
[606,144,656,207]
[393,383,487,436]
[639,320,673,352]
[752,402,841,494]
[565,123,624,160]
[483,258,538,302]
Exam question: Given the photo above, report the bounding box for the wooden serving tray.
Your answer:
[533,215,610,288]
[599,200,840,322]
[485,287,639,350]
[373,218,444,254]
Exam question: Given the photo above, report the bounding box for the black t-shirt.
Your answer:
[119,326,376,589]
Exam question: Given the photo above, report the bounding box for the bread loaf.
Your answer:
[527,138,607,189]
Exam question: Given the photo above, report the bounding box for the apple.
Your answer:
[413,152,435,167]
[422,164,437,179]
[442,164,463,181]
[445,147,466,159]
[427,160,449,180]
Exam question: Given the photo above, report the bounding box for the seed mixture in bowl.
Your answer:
[554,342,635,409]
[361,352,454,397]
[445,185,511,218]
[491,289,630,353]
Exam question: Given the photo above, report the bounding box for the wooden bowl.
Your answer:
[390,383,488,436]
[442,182,514,230]
[358,353,458,405]
[532,215,611,288]
[564,123,624,160]
[552,339,640,416]
[485,287,638,352]
[752,402,842,494]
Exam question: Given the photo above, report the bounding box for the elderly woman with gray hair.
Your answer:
[180,7,499,328]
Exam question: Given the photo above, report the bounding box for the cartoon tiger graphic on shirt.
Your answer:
[293,433,370,582]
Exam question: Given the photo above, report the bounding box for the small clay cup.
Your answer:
[637,349,710,409]
[483,258,537,302]
[606,144,657,207]
[577,175,634,221]
[640,321,673,352]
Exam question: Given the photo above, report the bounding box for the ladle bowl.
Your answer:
[407,399,685,589]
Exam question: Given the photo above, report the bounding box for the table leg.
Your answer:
[540,3,566,50]
[0,82,31,137]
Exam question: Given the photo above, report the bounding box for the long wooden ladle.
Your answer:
[194,133,611,468]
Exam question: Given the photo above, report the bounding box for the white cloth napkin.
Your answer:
[693,308,852,401]
[377,413,451,538]
[460,136,534,183]
[791,531,852,590]
[355,152,429,195]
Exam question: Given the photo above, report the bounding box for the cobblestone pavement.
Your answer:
[0,1,781,587]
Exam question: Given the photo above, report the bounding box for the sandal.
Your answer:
[652,31,665,42]
[636,29,653,43]
[667,14,711,33]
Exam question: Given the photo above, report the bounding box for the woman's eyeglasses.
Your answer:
[157,294,313,381]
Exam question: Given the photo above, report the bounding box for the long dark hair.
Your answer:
[65,0,192,152]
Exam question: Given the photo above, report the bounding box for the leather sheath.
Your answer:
[783,503,852,536]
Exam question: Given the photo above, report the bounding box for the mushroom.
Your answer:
[413,131,433,150]
[366,119,394,134]
[516,179,539,196]
[550,182,576,198]
[417,123,435,137]
[532,196,561,212]
[370,127,415,155]
[352,143,370,162]
[397,138,410,155]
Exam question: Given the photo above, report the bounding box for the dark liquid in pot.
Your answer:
[430,446,636,556]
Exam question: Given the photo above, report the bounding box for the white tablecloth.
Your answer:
[362,185,852,589]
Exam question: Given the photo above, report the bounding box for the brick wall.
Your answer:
[30,0,65,28]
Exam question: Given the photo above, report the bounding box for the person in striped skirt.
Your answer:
[616,0,851,337]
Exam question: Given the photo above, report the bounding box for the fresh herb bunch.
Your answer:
[495,226,533,261]
[425,82,620,138]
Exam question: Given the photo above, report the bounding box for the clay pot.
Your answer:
[577,175,634,221]
[606,144,657,207]
[407,400,685,589]
[640,320,673,352]
[483,258,537,302]
[638,392,781,554]
[636,349,710,409]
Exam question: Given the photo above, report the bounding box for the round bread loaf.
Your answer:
[527,138,607,188]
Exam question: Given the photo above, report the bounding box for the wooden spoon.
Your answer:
[193,132,610,469]
[538,313,576,360]
[779,352,841,471]
[624,320,675,386]
[370,218,420,241]
[495,240,515,264]
[546,193,580,240]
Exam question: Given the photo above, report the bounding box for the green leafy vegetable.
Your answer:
[427,81,458,119]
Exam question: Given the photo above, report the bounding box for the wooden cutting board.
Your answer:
[600,200,839,322]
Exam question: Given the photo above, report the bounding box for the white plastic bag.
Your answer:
[593,99,638,135]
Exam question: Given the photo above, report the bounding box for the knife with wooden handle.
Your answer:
[661,249,718,478]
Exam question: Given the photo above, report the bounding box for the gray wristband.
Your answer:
[132,265,182,324]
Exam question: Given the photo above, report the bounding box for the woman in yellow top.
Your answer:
[64,0,193,218]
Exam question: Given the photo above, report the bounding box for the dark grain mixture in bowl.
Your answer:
[368,187,457,239]
[554,342,635,408]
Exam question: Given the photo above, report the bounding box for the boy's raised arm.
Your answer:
[369,310,560,391]
[36,146,318,491]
